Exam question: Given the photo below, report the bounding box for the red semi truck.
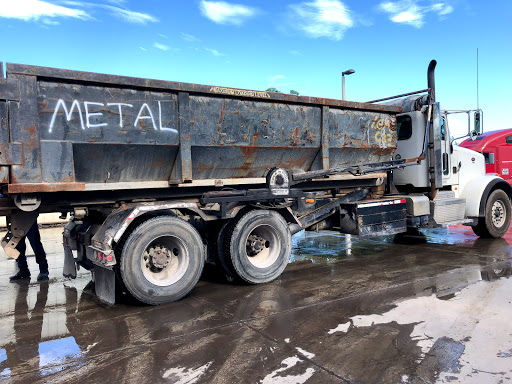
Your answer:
[460,128,512,185]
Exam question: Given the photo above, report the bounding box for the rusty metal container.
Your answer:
[0,63,401,196]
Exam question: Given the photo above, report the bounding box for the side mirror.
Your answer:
[470,130,479,141]
[474,110,482,134]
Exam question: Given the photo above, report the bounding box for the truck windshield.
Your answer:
[397,115,412,140]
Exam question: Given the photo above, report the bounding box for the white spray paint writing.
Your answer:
[49,99,85,132]
[84,102,108,128]
[48,99,177,133]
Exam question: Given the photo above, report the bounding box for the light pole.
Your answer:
[342,69,355,100]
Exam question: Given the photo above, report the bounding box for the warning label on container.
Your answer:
[210,87,270,98]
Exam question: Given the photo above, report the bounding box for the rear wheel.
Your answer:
[472,190,511,238]
[223,210,292,284]
[216,220,238,279]
[120,216,204,305]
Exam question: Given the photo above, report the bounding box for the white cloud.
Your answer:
[289,50,301,55]
[0,0,89,22]
[379,1,454,28]
[0,1,158,25]
[436,4,453,15]
[267,74,297,89]
[103,5,157,24]
[270,75,285,83]
[139,46,147,51]
[288,0,354,41]
[182,33,200,42]
[205,48,225,56]
[153,42,169,51]
[42,17,60,25]
[199,0,257,25]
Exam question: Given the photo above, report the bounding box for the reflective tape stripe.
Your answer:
[358,199,406,208]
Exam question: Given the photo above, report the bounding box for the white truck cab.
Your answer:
[379,62,512,237]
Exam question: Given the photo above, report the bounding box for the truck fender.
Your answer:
[459,175,512,217]
[89,202,200,266]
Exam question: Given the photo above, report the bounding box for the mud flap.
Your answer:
[63,245,77,279]
[94,265,116,305]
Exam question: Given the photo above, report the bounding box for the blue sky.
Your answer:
[1,0,511,136]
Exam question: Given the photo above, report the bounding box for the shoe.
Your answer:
[37,271,49,281]
[9,271,31,281]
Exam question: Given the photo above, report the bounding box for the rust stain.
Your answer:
[151,160,166,169]
[217,99,226,142]
[240,145,257,157]
[8,182,86,193]
[280,153,312,170]
[389,116,397,132]
[290,126,301,146]
[196,162,216,172]
[372,148,395,156]
[37,100,48,110]
[251,132,260,146]
[239,146,257,176]
[0,166,9,184]
[218,100,226,127]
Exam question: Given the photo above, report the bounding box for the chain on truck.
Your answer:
[0,60,510,305]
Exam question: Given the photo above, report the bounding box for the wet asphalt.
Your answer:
[0,225,511,384]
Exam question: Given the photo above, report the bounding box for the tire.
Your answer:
[223,210,292,284]
[216,220,238,279]
[472,189,511,238]
[120,216,204,305]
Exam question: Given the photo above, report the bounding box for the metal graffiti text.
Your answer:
[48,99,178,134]
[371,116,393,148]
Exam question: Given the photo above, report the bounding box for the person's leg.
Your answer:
[26,222,49,275]
[10,238,31,280]
[16,239,29,272]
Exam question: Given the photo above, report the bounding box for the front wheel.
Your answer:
[120,216,204,305]
[472,189,511,238]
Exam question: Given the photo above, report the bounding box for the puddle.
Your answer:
[327,276,512,383]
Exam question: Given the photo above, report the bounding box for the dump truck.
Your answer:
[0,60,510,305]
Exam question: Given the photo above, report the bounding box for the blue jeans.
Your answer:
[15,222,48,274]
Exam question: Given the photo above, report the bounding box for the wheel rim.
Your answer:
[491,200,506,228]
[244,224,281,268]
[140,236,189,286]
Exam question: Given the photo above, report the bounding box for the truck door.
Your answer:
[497,142,512,184]
[393,111,430,188]
[440,115,453,186]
